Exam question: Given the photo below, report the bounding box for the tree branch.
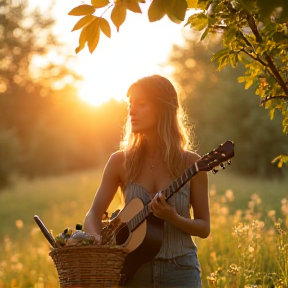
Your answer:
[260,95,288,105]
[265,55,288,95]
[240,48,268,67]
[245,11,288,96]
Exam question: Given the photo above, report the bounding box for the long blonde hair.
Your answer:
[119,75,195,189]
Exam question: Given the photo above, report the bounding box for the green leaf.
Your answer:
[229,53,237,68]
[186,12,208,31]
[186,0,198,8]
[167,0,188,24]
[75,26,88,54]
[211,48,230,62]
[217,54,229,70]
[148,0,168,22]
[72,14,95,31]
[99,17,111,38]
[196,0,209,9]
[271,155,288,167]
[68,5,96,16]
[200,26,209,40]
[245,79,253,89]
[111,3,127,32]
[86,18,101,53]
[91,0,110,8]
[237,76,245,83]
[223,26,237,46]
[127,0,142,13]
[238,52,252,64]
[282,115,288,130]
[270,108,275,120]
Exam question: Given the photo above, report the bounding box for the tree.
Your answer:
[0,0,81,135]
[0,0,81,187]
[68,0,288,166]
[167,36,288,177]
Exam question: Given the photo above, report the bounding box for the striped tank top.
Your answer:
[122,181,197,259]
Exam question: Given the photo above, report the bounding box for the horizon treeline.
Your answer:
[1,1,287,190]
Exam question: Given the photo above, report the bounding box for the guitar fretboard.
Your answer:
[127,164,198,232]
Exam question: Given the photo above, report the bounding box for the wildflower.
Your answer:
[248,201,255,209]
[220,207,229,216]
[229,263,240,272]
[244,269,254,279]
[15,219,23,229]
[10,262,23,273]
[225,189,234,202]
[30,227,40,236]
[281,198,288,215]
[35,276,44,288]
[274,222,283,234]
[3,236,11,253]
[210,251,216,261]
[235,210,242,217]
[210,185,216,196]
[228,263,240,275]
[268,210,276,219]
[207,275,216,283]
[248,246,254,253]
[10,254,19,263]
[220,196,226,203]
[251,194,262,205]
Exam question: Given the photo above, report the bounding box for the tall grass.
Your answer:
[0,169,287,287]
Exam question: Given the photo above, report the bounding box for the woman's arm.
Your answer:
[83,151,124,236]
[149,152,210,238]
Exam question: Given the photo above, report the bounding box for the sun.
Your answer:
[77,72,132,106]
[28,1,186,107]
[71,13,185,107]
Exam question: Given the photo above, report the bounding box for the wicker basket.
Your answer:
[49,245,128,288]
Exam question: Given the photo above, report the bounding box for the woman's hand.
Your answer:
[148,192,178,222]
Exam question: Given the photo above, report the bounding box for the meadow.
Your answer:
[0,168,287,288]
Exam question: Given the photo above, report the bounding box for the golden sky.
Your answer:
[28,0,188,106]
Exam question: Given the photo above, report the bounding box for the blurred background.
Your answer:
[1,1,288,287]
[1,0,287,190]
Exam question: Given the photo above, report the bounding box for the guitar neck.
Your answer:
[127,163,198,232]
[164,163,198,200]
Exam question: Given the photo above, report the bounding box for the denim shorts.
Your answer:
[124,251,201,288]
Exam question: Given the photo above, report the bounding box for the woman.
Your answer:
[84,75,210,288]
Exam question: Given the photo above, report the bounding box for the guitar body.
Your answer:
[106,198,164,282]
[121,213,164,282]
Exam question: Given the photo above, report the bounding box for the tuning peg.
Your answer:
[227,160,232,165]
[220,163,225,169]
[212,168,218,174]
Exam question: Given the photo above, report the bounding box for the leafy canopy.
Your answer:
[68,0,288,166]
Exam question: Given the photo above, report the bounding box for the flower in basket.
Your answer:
[55,227,72,247]
[66,223,98,246]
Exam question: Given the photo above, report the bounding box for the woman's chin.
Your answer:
[132,129,141,134]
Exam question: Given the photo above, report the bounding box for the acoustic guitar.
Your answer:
[100,140,235,282]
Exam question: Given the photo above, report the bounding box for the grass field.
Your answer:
[0,169,287,287]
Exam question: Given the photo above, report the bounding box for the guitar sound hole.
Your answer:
[115,224,130,246]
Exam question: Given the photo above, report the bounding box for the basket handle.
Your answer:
[34,215,57,248]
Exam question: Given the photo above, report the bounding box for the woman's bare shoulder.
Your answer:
[102,151,125,184]
[184,150,201,167]
[109,150,125,164]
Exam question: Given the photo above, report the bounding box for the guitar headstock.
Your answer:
[196,140,235,174]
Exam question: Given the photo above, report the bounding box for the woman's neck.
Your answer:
[144,136,162,158]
